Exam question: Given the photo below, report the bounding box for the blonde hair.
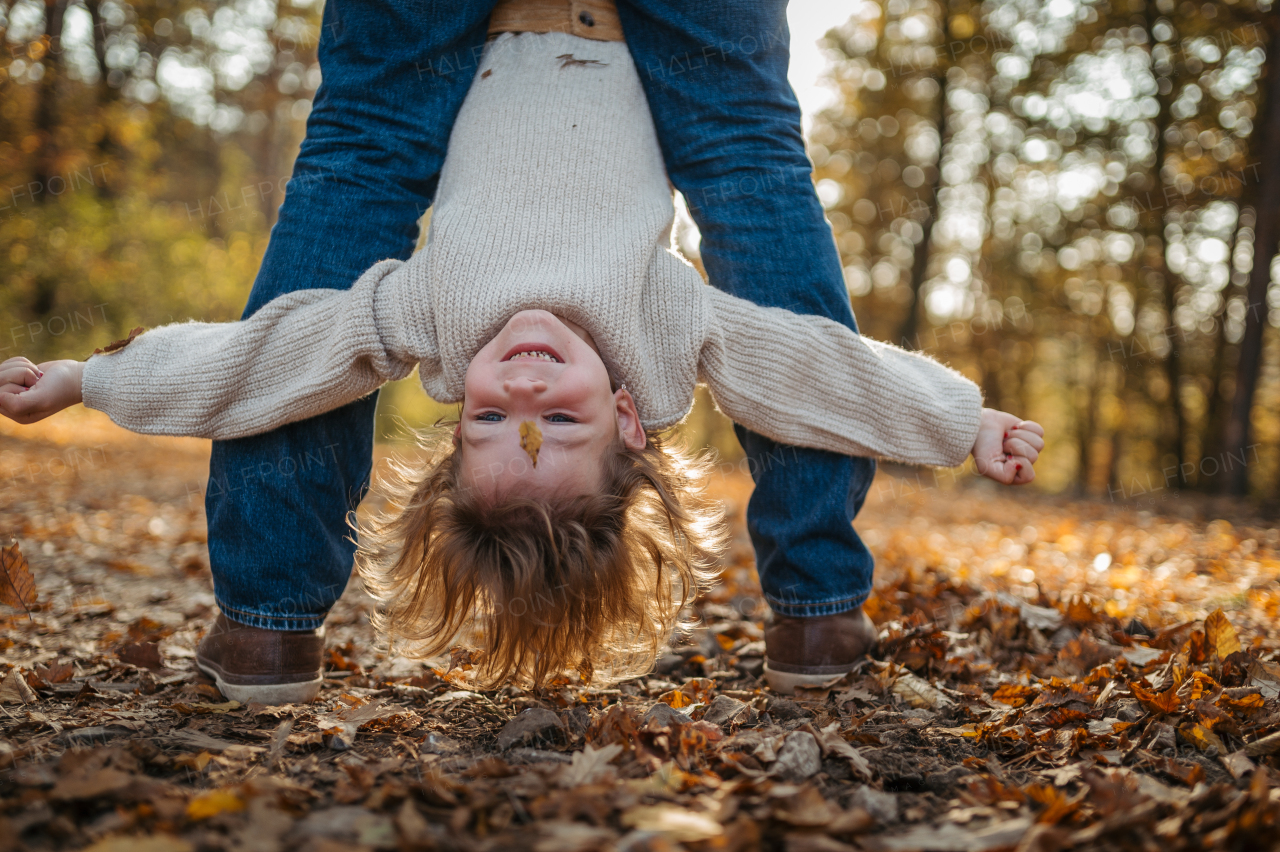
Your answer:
[355,426,728,687]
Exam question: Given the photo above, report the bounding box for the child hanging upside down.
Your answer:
[0,14,1044,693]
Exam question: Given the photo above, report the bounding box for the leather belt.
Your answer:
[488,0,624,42]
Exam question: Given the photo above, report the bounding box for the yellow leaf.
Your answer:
[1204,609,1242,659]
[1180,723,1226,754]
[174,752,213,771]
[519,420,542,467]
[185,789,245,820]
[659,689,694,709]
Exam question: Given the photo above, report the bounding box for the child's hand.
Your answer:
[0,357,42,394]
[971,408,1044,485]
[0,358,85,424]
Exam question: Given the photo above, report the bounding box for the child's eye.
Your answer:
[476,413,504,422]
[545,414,576,423]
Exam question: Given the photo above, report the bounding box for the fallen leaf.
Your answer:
[1247,660,1280,699]
[171,700,240,715]
[880,816,1034,851]
[533,822,617,852]
[1179,722,1226,754]
[81,836,194,852]
[0,542,38,615]
[992,684,1038,707]
[658,688,695,709]
[891,670,953,709]
[1204,609,1242,660]
[1217,691,1265,713]
[806,722,872,778]
[519,420,542,467]
[1220,751,1256,779]
[118,641,163,670]
[186,789,245,820]
[35,660,74,684]
[0,668,37,704]
[1242,730,1280,757]
[559,742,623,787]
[620,804,723,842]
[996,592,1063,631]
[93,326,145,355]
[174,752,213,771]
[1129,681,1180,715]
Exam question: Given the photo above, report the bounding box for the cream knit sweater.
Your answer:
[82,32,983,468]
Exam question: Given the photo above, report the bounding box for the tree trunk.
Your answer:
[897,11,951,350]
[31,0,67,317]
[1203,204,1252,478]
[1222,15,1280,496]
[1144,1,1188,488]
[33,0,67,199]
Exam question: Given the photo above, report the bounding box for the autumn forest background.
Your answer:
[1,0,1279,503]
[6,3,1280,849]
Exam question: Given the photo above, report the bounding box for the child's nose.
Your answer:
[503,377,548,395]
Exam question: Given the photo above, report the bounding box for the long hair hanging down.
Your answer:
[355,426,728,687]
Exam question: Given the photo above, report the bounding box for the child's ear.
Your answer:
[614,388,646,450]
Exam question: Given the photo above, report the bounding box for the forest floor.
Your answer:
[1,410,1279,852]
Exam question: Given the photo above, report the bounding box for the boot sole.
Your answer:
[195,657,322,705]
[763,662,854,695]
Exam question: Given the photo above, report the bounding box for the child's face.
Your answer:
[458,310,644,501]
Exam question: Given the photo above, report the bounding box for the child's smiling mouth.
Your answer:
[501,343,564,363]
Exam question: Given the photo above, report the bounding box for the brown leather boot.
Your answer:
[763,608,878,694]
[195,613,325,704]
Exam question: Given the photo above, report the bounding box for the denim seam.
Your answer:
[764,590,869,618]
[217,597,328,630]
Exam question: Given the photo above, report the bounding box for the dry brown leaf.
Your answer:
[0,668,37,704]
[118,641,163,670]
[558,742,623,787]
[1129,681,1180,715]
[35,660,74,684]
[519,420,542,467]
[1204,609,1242,659]
[0,542,37,614]
[82,836,194,852]
[992,684,1039,707]
[93,326,145,355]
[620,805,722,842]
[891,670,952,709]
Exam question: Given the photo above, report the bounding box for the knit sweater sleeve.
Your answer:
[698,287,983,468]
[80,258,434,440]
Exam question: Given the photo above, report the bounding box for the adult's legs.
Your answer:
[205,0,498,630]
[618,1,877,618]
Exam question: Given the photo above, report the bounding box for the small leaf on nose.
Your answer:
[519,420,543,467]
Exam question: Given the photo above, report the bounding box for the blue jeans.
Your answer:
[206,0,876,630]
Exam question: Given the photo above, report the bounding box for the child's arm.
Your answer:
[0,259,434,439]
[698,286,1042,478]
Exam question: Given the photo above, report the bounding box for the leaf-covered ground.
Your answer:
[2,412,1279,852]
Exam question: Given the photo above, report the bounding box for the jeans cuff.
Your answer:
[764,592,869,619]
[217,598,329,632]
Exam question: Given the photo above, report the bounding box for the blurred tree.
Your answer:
[1,0,321,362]
[1223,12,1279,495]
[813,0,1275,497]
